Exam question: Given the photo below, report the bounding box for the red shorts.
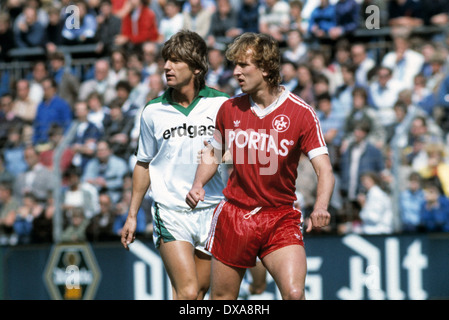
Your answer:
[206,200,304,268]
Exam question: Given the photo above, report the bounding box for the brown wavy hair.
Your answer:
[225,32,282,89]
[161,29,208,91]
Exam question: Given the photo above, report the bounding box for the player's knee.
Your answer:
[250,282,267,295]
[177,285,200,300]
[282,286,305,300]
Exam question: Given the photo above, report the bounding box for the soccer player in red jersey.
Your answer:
[186,33,335,300]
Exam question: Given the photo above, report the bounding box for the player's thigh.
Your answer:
[159,240,199,290]
[210,257,246,300]
[262,244,307,299]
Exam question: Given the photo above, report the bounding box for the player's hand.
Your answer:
[185,186,205,209]
[121,217,137,250]
[306,208,331,232]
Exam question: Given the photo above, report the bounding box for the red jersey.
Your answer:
[211,89,328,209]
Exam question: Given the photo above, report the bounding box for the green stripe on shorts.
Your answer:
[154,203,176,247]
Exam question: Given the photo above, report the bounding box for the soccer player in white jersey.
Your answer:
[121,30,229,300]
[186,33,335,300]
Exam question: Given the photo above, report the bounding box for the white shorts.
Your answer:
[151,202,217,255]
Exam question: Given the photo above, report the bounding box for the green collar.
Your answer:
[157,86,228,116]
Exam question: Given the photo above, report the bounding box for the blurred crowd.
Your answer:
[1,0,449,246]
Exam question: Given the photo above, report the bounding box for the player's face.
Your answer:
[233,52,267,94]
[164,59,197,90]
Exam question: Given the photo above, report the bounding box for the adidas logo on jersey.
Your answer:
[163,123,215,139]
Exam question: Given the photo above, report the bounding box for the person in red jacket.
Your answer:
[115,0,158,48]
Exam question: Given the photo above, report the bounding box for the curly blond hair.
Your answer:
[225,32,282,89]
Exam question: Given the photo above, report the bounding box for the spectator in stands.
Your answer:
[28,60,48,105]
[384,100,410,145]
[425,50,447,95]
[419,42,437,78]
[2,126,27,176]
[327,39,351,90]
[62,165,99,220]
[12,79,38,144]
[94,0,122,56]
[13,0,48,29]
[282,29,308,65]
[86,91,110,133]
[78,59,116,105]
[313,74,331,101]
[436,71,449,134]
[115,0,159,49]
[158,0,184,43]
[182,0,213,39]
[381,33,425,89]
[62,0,98,45]
[207,0,238,48]
[45,6,64,53]
[48,51,80,108]
[0,12,14,62]
[339,120,386,231]
[32,77,73,147]
[108,49,128,88]
[258,0,290,44]
[81,139,129,203]
[315,92,344,166]
[309,50,338,95]
[60,207,90,243]
[292,63,315,106]
[421,0,449,28]
[280,61,299,92]
[114,81,139,118]
[102,97,135,160]
[14,191,44,244]
[235,0,259,35]
[13,144,53,204]
[357,171,394,235]
[0,153,14,185]
[350,42,375,88]
[31,191,54,243]
[0,93,24,150]
[400,171,426,232]
[86,191,117,241]
[332,62,357,120]
[205,47,233,91]
[412,73,435,116]
[368,66,404,127]
[141,41,159,78]
[125,67,149,113]
[38,123,75,175]
[308,0,336,43]
[13,4,46,48]
[406,115,444,153]
[328,0,360,41]
[404,116,444,171]
[288,0,306,35]
[418,143,449,197]
[0,181,20,245]
[144,72,165,101]
[70,100,102,170]
[388,0,424,28]
[419,180,449,232]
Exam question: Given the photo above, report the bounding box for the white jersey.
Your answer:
[136,86,229,211]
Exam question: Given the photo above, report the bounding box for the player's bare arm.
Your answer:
[121,161,150,250]
[307,154,334,232]
[186,144,222,209]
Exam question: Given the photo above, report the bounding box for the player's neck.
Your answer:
[171,86,197,108]
[250,86,284,109]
